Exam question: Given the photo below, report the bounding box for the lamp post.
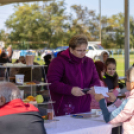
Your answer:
[99,0,101,43]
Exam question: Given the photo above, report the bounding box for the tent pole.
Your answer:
[124,0,130,74]
[99,0,101,42]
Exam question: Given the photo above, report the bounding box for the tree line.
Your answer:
[0,0,134,49]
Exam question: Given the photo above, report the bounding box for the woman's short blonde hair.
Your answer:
[126,66,134,82]
[69,34,88,50]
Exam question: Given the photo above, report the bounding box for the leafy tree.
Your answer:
[3,1,134,50]
[68,5,96,40]
[0,30,7,41]
[130,17,134,49]
[101,13,125,49]
[6,4,44,49]
[5,1,68,49]
[40,0,68,48]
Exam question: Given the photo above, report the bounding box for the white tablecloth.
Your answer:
[45,114,121,134]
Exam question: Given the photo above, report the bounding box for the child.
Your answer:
[95,66,134,134]
[103,58,119,97]
[90,61,106,109]
[95,61,106,87]
[100,51,109,64]
[91,61,118,109]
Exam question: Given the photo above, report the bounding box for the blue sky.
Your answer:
[0,0,133,31]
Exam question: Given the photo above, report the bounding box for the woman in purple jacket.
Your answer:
[47,34,100,116]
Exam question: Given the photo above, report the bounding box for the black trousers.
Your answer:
[112,126,122,134]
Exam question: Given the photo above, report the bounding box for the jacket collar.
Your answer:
[105,73,114,78]
[0,99,38,117]
[59,48,84,64]
[69,50,83,64]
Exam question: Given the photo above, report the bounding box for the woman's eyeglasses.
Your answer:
[75,49,89,53]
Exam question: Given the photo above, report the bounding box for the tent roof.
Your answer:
[0,0,51,5]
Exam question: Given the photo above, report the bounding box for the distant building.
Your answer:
[0,41,5,48]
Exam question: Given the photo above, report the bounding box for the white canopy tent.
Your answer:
[0,0,130,75]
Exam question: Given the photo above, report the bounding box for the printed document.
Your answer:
[94,86,108,97]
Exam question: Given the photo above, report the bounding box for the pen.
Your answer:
[72,115,83,118]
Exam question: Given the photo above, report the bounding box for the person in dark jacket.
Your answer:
[0,82,46,134]
[47,34,100,116]
[103,58,119,107]
[0,45,13,63]
[43,54,52,75]
[0,45,13,79]
[42,54,52,84]
[103,58,119,91]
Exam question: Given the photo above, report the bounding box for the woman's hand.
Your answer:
[71,87,85,96]
[87,87,95,95]
[95,94,104,102]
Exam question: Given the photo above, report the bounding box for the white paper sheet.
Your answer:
[94,86,108,97]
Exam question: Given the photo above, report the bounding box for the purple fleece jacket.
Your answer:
[47,48,100,116]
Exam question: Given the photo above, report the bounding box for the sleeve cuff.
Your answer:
[64,85,73,95]
[99,99,111,123]
[114,99,122,108]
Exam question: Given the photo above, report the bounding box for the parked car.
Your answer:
[86,42,109,60]
[53,46,69,57]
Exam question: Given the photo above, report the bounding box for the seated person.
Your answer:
[42,54,52,93]
[0,45,13,63]
[43,54,52,75]
[0,52,9,78]
[90,61,106,109]
[103,58,119,91]
[100,51,109,64]
[103,58,119,104]
[95,66,134,134]
[91,61,120,109]
[0,82,46,134]
[0,52,10,63]
[95,61,106,86]
[0,45,13,78]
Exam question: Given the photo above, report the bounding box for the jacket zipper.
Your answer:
[79,60,83,111]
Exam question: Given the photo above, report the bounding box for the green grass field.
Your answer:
[110,54,134,76]
[13,54,134,77]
